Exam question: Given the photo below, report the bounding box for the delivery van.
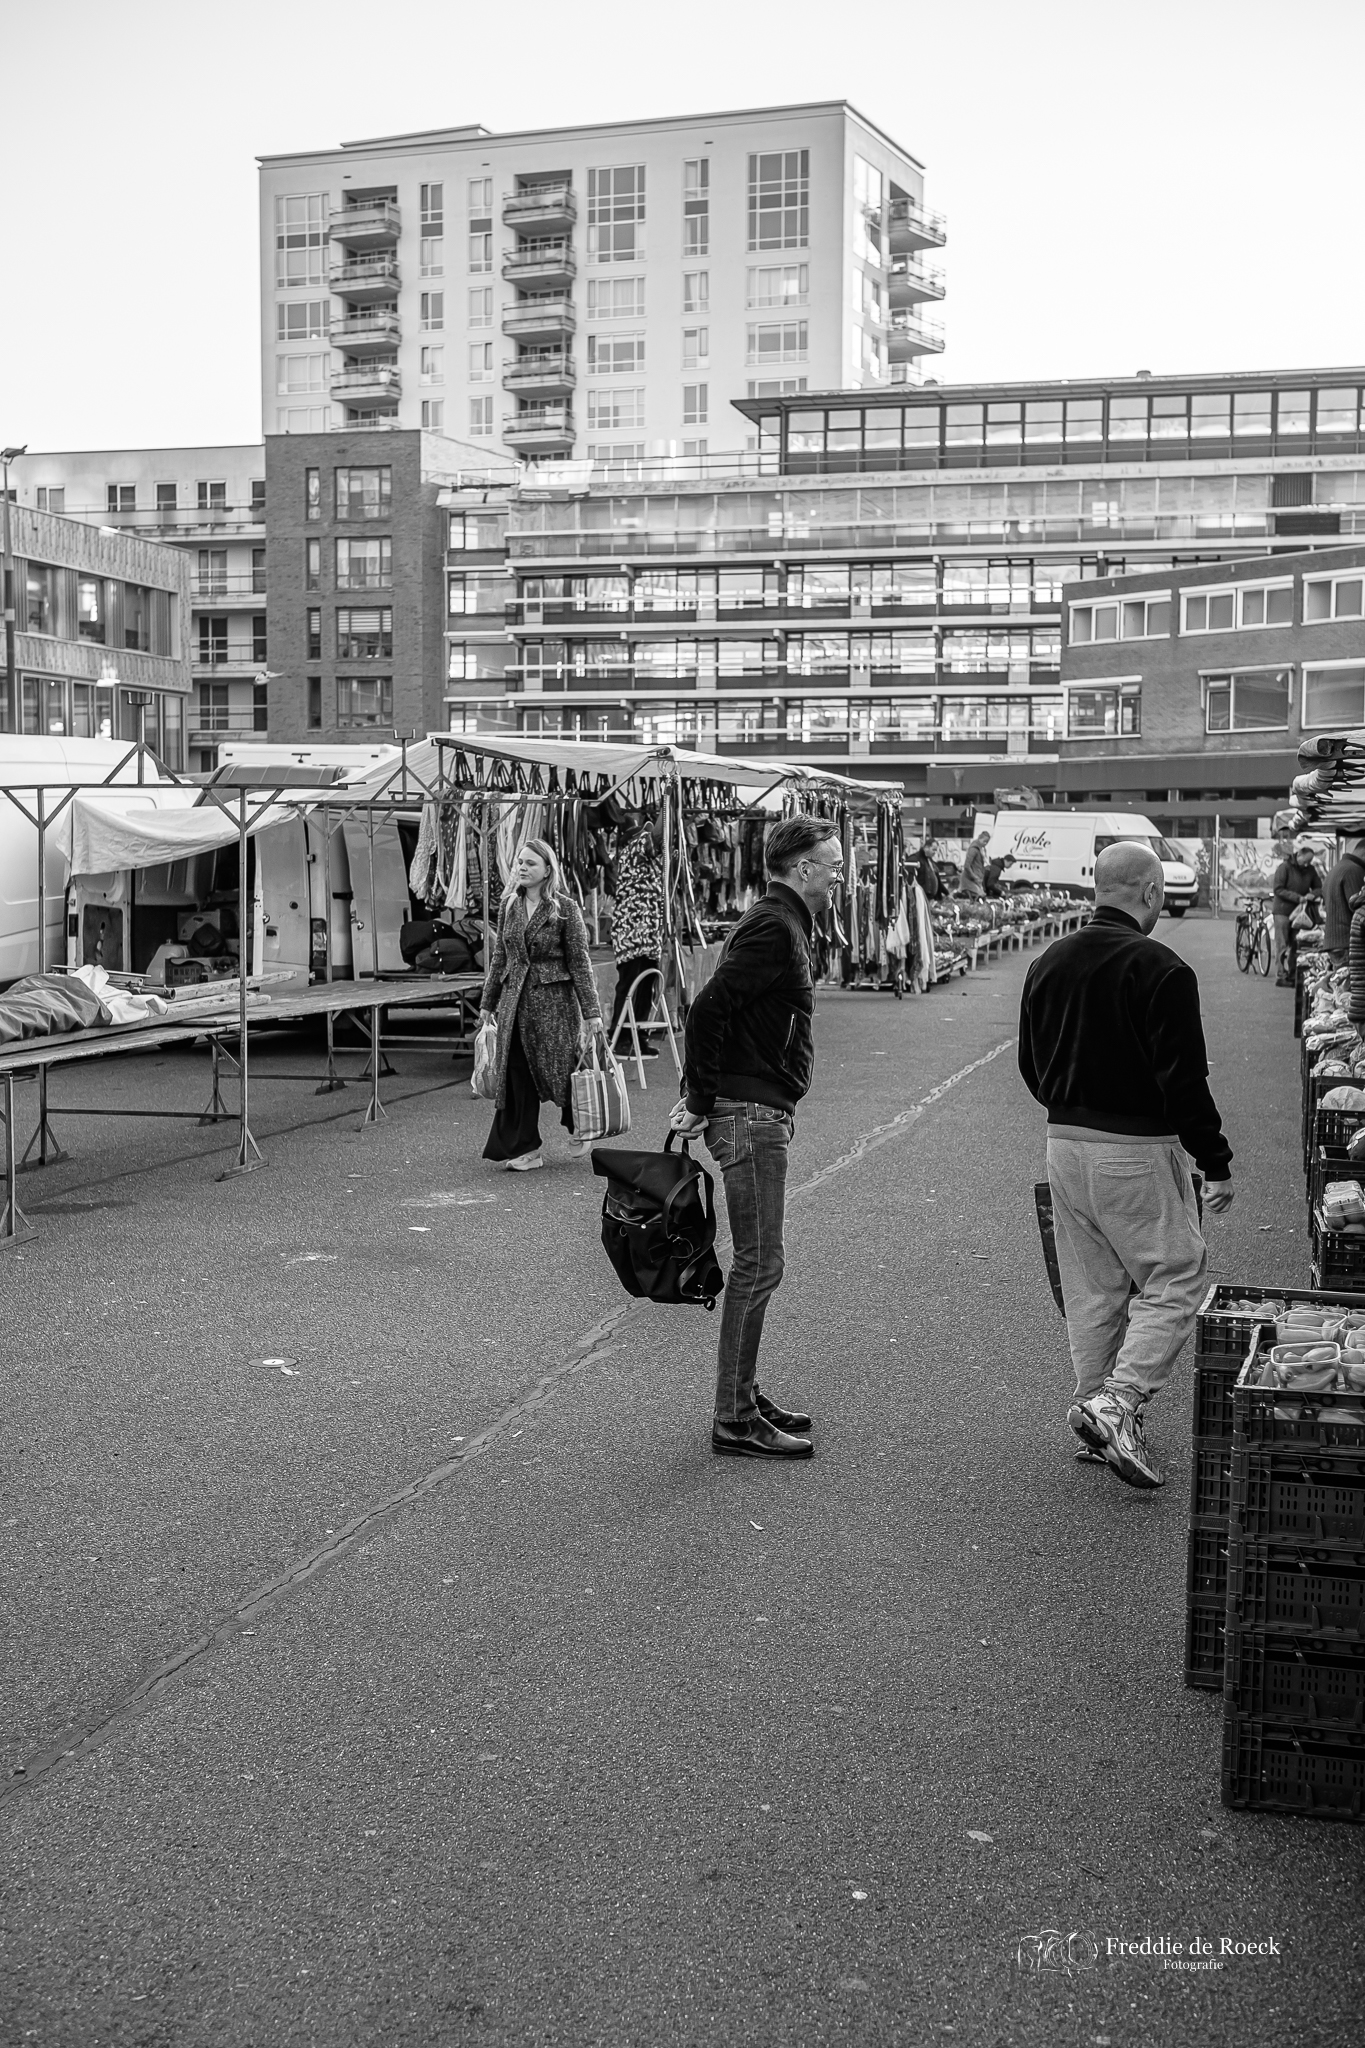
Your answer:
[973,810,1199,915]
[0,736,165,985]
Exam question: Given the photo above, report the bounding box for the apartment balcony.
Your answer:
[502,239,575,291]
[503,350,575,397]
[330,362,403,404]
[330,254,401,302]
[328,200,401,250]
[189,712,270,742]
[887,313,946,361]
[503,184,577,235]
[884,195,947,253]
[502,296,576,344]
[191,576,267,607]
[886,256,946,307]
[192,653,265,676]
[503,405,575,453]
[330,311,401,353]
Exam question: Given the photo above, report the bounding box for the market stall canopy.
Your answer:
[418,731,900,801]
[58,786,301,877]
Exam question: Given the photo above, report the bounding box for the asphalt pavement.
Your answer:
[1,918,1362,2048]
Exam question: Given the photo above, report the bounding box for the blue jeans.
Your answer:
[705,1097,794,1425]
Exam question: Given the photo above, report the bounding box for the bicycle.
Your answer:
[1234,893,1274,977]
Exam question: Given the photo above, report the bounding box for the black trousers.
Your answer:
[609,954,661,1034]
[483,1014,572,1161]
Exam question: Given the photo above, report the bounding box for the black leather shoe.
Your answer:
[756,1391,812,1435]
[711,1417,813,1460]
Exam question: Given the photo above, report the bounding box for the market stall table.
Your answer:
[0,973,482,1244]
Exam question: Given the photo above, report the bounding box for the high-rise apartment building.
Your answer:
[257,102,944,460]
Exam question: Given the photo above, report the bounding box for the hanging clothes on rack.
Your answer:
[443,797,470,914]
[408,799,440,905]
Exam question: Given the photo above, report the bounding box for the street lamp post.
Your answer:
[2,445,28,733]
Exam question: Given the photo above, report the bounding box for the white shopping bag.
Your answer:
[471,1017,498,1100]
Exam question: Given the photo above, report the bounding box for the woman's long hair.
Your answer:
[500,836,569,918]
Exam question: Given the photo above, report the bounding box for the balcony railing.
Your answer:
[191,575,268,600]
[887,257,946,302]
[330,312,401,348]
[504,352,575,391]
[334,415,402,431]
[502,240,576,284]
[190,711,270,738]
[504,406,575,446]
[91,505,265,535]
[503,297,576,338]
[887,313,946,356]
[330,255,401,296]
[331,364,402,397]
[329,200,401,245]
[193,652,265,674]
[884,195,947,249]
[503,185,577,230]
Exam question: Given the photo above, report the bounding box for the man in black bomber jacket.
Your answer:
[669,815,843,1461]
[1019,841,1234,1491]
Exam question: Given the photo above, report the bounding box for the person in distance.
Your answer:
[669,815,843,1461]
[1018,842,1234,1489]
[1270,836,1321,987]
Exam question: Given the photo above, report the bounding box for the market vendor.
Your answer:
[984,852,1017,898]
[956,829,991,899]
[1322,836,1365,966]
[1271,837,1323,987]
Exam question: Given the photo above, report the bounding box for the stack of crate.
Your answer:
[1185,1285,1365,1691]
[1222,1335,1365,1820]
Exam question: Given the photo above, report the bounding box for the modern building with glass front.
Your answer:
[257,101,943,458]
[438,365,1365,833]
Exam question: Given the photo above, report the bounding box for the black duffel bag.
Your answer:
[591,1133,725,1309]
[400,916,450,965]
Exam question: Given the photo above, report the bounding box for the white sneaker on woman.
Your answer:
[505,1150,544,1172]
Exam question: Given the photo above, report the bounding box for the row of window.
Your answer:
[486,629,1060,674]
[18,562,177,655]
[445,695,1059,749]
[1069,567,1365,643]
[497,559,1081,612]
[82,481,264,516]
[305,675,393,730]
[282,268,802,336]
[3,676,185,766]
[305,607,394,661]
[303,536,392,588]
[767,388,1365,467]
[195,616,267,667]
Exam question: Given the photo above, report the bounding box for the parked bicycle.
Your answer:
[1234,893,1274,977]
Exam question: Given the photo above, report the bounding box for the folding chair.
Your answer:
[608,967,682,1089]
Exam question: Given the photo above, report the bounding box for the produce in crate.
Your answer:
[1323,1180,1365,1228]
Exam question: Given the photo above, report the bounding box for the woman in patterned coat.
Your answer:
[478,839,604,1171]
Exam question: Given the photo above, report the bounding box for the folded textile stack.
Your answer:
[1284,732,1365,833]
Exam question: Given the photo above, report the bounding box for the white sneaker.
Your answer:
[1074,1385,1164,1489]
[505,1150,544,1172]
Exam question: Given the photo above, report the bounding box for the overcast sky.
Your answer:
[7,0,1363,452]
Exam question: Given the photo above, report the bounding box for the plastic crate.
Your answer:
[1194,1283,1365,1362]
[1229,1460,1365,1546]
[1312,1209,1365,1291]
[1225,1628,1365,1729]
[1184,1597,1226,1692]
[1233,1337,1365,1454]
[1221,1714,1365,1820]
[1187,1522,1228,1602]
[1193,1358,1243,1441]
[1226,1540,1365,1635]
[1190,1441,1233,1521]
[1309,1143,1365,1225]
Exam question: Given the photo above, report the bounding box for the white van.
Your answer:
[0,736,165,985]
[973,810,1200,916]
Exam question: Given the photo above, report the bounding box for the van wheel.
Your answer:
[1166,905,1187,918]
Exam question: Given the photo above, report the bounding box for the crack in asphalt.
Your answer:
[1,1037,1014,1806]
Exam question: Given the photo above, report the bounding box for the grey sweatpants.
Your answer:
[1046,1136,1208,1401]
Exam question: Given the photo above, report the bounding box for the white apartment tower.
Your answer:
[257,101,944,460]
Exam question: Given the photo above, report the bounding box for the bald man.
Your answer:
[1018,843,1233,1489]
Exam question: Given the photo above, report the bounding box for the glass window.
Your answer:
[945,404,984,445]
[588,164,646,263]
[420,237,444,277]
[468,287,493,327]
[683,158,709,257]
[421,401,445,431]
[336,607,393,658]
[77,577,105,641]
[1317,387,1360,435]
[274,193,327,288]
[468,232,492,274]
[747,149,810,251]
[1277,390,1311,435]
[985,402,1022,445]
[1068,687,1140,737]
[1108,395,1148,442]
[586,389,645,430]
[335,537,392,589]
[587,277,645,318]
[306,608,322,660]
[277,301,329,341]
[307,678,322,730]
[1304,664,1365,728]
[24,563,54,633]
[420,346,444,382]
[305,538,322,591]
[746,321,808,366]
[466,177,490,214]
[305,468,320,521]
[1190,392,1232,438]
[335,467,391,520]
[469,396,493,437]
[422,182,445,229]
[747,264,808,308]
[1024,400,1064,444]
[1233,391,1272,437]
[1065,398,1104,443]
[1306,575,1365,621]
[1149,393,1188,440]
[902,406,939,453]
[588,333,645,374]
[420,291,444,332]
[1204,668,1289,732]
[336,677,393,728]
[683,385,708,426]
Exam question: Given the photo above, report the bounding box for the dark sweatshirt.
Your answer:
[1323,850,1365,953]
[1018,906,1232,1180]
[683,883,814,1115]
[1271,857,1320,918]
